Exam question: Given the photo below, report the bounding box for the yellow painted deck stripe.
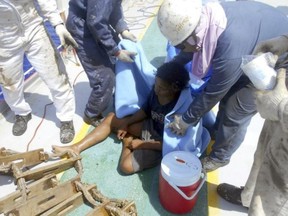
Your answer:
[208,171,220,216]
[207,107,220,216]
[72,123,91,143]
[207,142,220,216]
[138,0,163,41]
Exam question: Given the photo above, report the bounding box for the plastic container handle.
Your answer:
[167,170,206,200]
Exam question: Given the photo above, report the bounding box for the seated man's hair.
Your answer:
[156,62,189,90]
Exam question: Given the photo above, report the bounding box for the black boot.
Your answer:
[217,183,244,206]
[60,121,75,144]
[83,112,104,127]
[12,113,32,136]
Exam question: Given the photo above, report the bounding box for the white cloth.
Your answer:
[0,0,75,121]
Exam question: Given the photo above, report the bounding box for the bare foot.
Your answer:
[52,144,80,155]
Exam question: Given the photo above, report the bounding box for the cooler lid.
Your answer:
[161,151,202,187]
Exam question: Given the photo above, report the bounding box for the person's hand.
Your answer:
[127,139,143,150]
[116,50,137,63]
[55,24,78,49]
[117,123,128,140]
[117,129,127,140]
[168,114,190,136]
[121,30,137,42]
[252,35,288,57]
[256,68,288,121]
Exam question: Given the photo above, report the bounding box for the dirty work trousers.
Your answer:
[210,78,257,162]
[0,23,75,122]
[66,12,115,118]
[241,120,288,216]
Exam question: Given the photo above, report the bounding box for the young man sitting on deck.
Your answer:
[53,62,190,174]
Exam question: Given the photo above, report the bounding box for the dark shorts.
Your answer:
[131,119,162,172]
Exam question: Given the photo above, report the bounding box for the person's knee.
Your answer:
[119,160,135,175]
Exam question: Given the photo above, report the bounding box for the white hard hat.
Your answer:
[157,0,202,46]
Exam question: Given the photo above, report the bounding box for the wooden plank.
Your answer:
[4,179,79,215]
[0,149,48,171]
[0,174,57,213]
[41,185,96,216]
[13,155,81,181]
[86,206,110,216]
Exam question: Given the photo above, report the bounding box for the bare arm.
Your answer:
[128,139,162,151]
[125,109,148,126]
[117,109,148,139]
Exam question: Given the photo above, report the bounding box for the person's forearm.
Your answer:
[126,109,147,126]
[136,140,162,151]
[253,34,288,57]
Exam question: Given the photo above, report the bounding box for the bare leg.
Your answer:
[119,136,135,175]
[52,112,121,154]
[52,143,81,155]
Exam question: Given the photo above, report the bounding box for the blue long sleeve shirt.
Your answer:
[175,1,288,125]
[68,0,128,57]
